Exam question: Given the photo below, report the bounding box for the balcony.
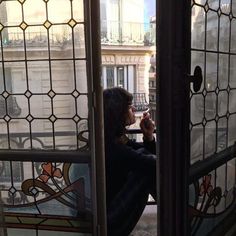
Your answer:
[132,93,149,112]
[2,21,156,49]
[100,21,155,46]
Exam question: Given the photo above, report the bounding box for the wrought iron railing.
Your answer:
[132,93,149,112]
[2,21,156,47]
[100,20,155,46]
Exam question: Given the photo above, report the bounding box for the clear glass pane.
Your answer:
[4,62,27,93]
[206,53,217,91]
[191,94,204,124]
[221,0,231,14]
[28,61,51,93]
[51,60,75,93]
[208,0,220,10]
[228,114,236,146]
[47,0,71,24]
[231,19,236,53]
[219,15,230,52]
[1,1,22,26]
[75,60,88,94]
[229,89,236,113]
[53,95,76,118]
[206,11,218,51]
[204,121,216,157]
[232,0,236,16]
[217,90,228,116]
[191,125,204,162]
[25,26,49,59]
[229,55,236,88]
[23,0,46,24]
[218,54,228,89]
[217,117,227,151]
[72,0,84,22]
[2,27,25,60]
[30,95,52,118]
[205,92,216,120]
[227,159,236,190]
[194,0,207,5]
[74,24,86,58]
[191,6,205,50]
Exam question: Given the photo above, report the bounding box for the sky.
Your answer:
[144,0,156,23]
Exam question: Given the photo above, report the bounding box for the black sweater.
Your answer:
[105,137,156,206]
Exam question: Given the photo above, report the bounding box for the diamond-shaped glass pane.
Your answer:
[4,115,11,122]
[26,115,34,122]
[18,0,25,3]
[68,19,77,28]
[0,24,3,32]
[9,186,17,195]
[43,20,52,29]
[30,187,39,196]
[202,89,207,97]
[73,115,80,123]
[202,118,207,126]
[20,21,28,30]
[24,90,32,98]
[48,90,56,98]
[49,115,57,122]
[2,91,9,98]
[226,111,230,118]
[204,3,209,12]
[72,90,80,98]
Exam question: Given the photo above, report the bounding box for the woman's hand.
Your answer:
[140,111,155,141]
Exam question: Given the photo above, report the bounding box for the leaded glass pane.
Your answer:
[0,0,93,234]
[190,0,236,234]
[0,0,89,151]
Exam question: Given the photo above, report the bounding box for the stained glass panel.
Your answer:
[190,0,236,234]
[0,0,93,235]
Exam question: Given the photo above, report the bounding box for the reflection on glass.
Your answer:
[191,94,204,124]
[219,15,230,52]
[191,6,205,50]
[190,0,236,234]
[218,54,228,89]
[0,0,89,151]
[206,11,218,51]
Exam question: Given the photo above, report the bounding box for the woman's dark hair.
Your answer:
[103,87,133,144]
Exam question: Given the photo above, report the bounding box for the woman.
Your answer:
[103,87,156,236]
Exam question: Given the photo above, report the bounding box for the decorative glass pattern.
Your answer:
[0,0,92,235]
[1,161,92,233]
[0,0,89,151]
[190,0,236,235]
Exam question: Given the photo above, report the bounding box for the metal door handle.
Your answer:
[188,66,203,92]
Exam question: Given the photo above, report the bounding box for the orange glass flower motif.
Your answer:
[38,162,62,183]
[199,174,213,196]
